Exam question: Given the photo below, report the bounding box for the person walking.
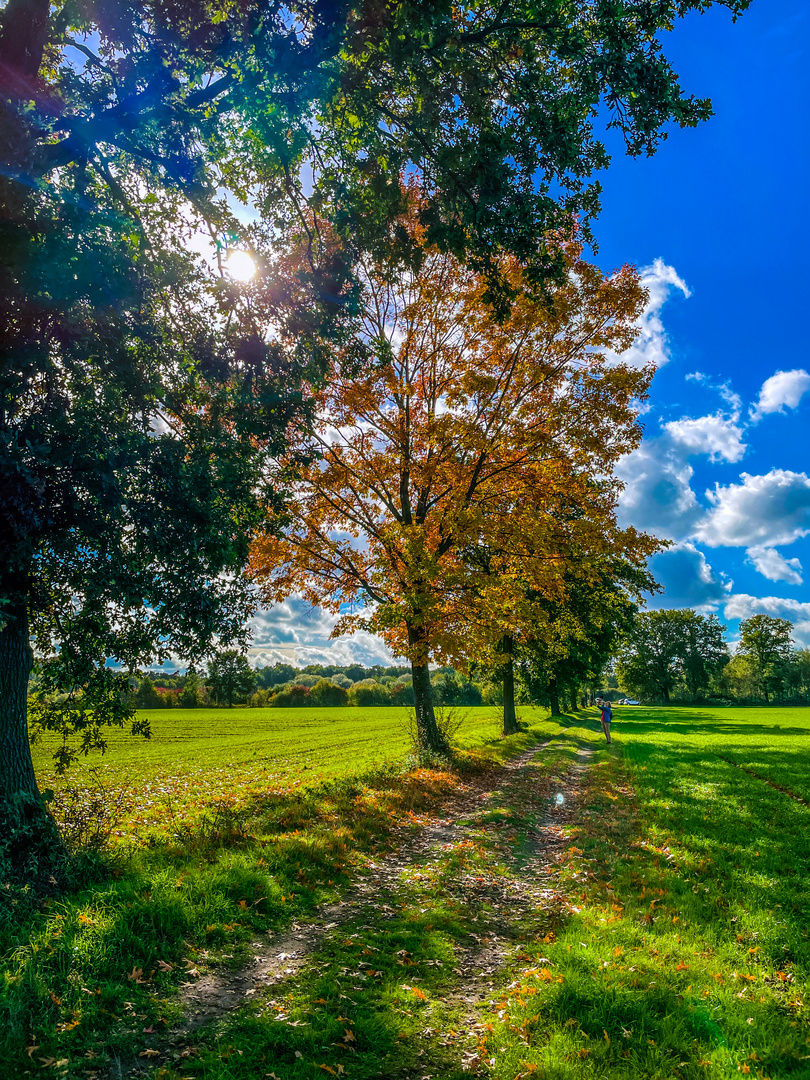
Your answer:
[600,699,612,745]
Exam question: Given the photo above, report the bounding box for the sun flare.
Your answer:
[225,249,256,282]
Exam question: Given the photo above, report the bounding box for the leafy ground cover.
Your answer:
[4,705,809,1079]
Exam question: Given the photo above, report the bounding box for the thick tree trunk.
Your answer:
[0,581,64,883]
[407,622,447,754]
[501,635,519,736]
[0,589,38,800]
[548,677,561,717]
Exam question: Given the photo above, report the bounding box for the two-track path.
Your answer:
[109,727,599,1078]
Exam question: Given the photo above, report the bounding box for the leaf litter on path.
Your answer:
[102,729,595,1078]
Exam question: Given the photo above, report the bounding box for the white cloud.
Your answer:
[750,368,810,421]
[696,469,810,549]
[746,546,803,586]
[663,412,746,463]
[609,258,691,369]
[723,593,810,623]
[617,410,746,540]
[616,440,701,539]
[247,598,397,668]
[684,372,742,414]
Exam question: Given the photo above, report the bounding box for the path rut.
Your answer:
[107,728,599,1077]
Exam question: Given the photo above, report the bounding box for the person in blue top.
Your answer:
[600,700,612,745]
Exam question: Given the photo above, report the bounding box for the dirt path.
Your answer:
[108,727,598,1077]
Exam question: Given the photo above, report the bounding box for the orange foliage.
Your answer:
[250,214,658,669]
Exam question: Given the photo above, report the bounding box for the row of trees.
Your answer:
[0,0,751,880]
[250,206,661,747]
[616,612,810,705]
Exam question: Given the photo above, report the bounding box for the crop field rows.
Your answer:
[32,706,533,844]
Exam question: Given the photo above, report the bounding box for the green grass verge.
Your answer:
[479,707,810,1079]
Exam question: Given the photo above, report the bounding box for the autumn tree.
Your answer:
[251,215,657,752]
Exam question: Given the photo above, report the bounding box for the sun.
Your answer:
[225,249,256,282]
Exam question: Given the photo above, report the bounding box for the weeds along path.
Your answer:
[109,726,599,1078]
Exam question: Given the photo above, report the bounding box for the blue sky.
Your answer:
[597,0,810,649]
[248,1,810,667]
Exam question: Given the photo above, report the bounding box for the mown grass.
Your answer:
[31,705,549,843]
[1,705,561,1078]
[479,707,810,1079]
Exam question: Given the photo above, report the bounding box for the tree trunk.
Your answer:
[0,581,64,883]
[501,635,519,736]
[0,590,38,800]
[407,622,447,754]
[548,677,561,717]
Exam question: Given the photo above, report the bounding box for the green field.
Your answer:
[3,704,809,1079]
[32,705,553,843]
[472,705,810,1080]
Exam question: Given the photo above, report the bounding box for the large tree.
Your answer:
[250,217,656,751]
[737,614,794,704]
[207,651,258,708]
[616,609,728,704]
[515,559,654,717]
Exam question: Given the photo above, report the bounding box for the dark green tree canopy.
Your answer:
[2,0,751,302]
[617,609,728,704]
[737,614,794,705]
[515,557,652,713]
[207,650,257,708]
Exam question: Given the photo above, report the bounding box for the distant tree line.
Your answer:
[118,609,810,714]
[615,611,810,706]
[125,657,491,710]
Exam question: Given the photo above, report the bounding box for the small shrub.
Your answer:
[48,771,127,853]
[310,679,350,707]
[270,684,312,707]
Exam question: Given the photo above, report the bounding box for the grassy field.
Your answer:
[32,705,544,844]
[481,705,810,1079]
[3,704,809,1079]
